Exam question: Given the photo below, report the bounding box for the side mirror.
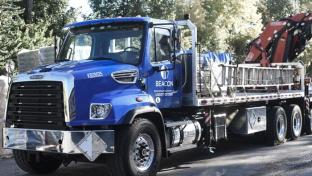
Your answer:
[5,60,15,75]
[170,52,177,63]
[176,29,181,51]
[5,59,15,83]
[54,29,68,62]
[54,36,63,61]
[171,27,181,63]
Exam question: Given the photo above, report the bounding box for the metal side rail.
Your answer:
[2,128,114,161]
[195,90,304,106]
[197,62,304,95]
[219,63,303,90]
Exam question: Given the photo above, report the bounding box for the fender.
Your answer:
[68,90,155,126]
[123,105,162,124]
[123,105,168,157]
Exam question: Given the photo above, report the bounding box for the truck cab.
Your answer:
[4,17,190,176]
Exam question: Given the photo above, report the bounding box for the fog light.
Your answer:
[90,103,112,120]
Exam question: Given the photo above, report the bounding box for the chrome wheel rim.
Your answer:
[131,133,155,172]
[277,115,286,140]
[293,112,302,137]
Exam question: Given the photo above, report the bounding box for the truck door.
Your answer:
[147,27,182,108]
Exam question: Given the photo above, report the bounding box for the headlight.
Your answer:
[90,103,112,120]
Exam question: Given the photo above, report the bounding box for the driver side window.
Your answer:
[150,28,173,63]
[60,34,92,61]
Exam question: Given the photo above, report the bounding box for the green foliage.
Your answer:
[227,33,253,63]
[21,0,76,36]
[298,0,312,12]
[173,0,262,52]
[0,0,75,70]
[0,0,51,68]
[307,64,312,76]
[88,0,175,19]
[257,0,295,24]
[200,0,240,50]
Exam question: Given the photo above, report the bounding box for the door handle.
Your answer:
[174,79,179,90]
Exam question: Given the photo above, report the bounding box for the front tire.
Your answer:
[13,150,62,174]
[108,118,162,176]
[267,106,287,145]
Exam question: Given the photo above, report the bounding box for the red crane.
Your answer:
[245,13,312,66]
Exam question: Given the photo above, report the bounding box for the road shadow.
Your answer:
[13,134,312,176]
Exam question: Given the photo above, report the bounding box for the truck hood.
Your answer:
[14,60,140,125]
[27,60,136,75]
[25,59,139,84]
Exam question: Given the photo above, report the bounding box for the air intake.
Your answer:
[111,70,138,84]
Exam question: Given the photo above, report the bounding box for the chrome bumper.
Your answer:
[2,128,114,161]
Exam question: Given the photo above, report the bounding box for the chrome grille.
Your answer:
[6,81,65,128]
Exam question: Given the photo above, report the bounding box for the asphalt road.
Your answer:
[1,134,312,176]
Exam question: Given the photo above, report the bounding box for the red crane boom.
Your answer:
[245,13,312,66]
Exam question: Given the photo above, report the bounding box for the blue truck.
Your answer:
[2,17,312,176]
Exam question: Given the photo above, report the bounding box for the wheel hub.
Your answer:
[132,134,155,172]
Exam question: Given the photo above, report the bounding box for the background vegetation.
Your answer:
[0,0,75,70]
[0,0,311,73]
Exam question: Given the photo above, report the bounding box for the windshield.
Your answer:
[58,24,144,65]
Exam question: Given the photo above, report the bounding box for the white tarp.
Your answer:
[199,52,233,94]
[17,46,55,73]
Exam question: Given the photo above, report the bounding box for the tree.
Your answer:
[257,0,295,24]
[0,0,75,70]
[89,0,175,19]
[19,0,76,36]
[176,0,241,51]
[0,0,50,68]
[299,0,312,10]
[198,0,262,52]
[175,0,208,50]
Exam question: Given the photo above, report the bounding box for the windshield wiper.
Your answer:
[56,58,71,62]
[88,57,113,60]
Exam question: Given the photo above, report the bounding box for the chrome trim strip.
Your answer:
[11,72,74,122]
[3,83,11,122]
[3,128,115,161]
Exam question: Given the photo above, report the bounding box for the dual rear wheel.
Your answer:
[267,105,303,145]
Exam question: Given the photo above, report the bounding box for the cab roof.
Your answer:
[65,17,171,29]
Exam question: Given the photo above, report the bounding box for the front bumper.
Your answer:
[2,128,114,161]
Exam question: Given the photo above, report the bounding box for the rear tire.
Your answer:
[108,118,162,176]
[267,106,287,145]
[287,105,302,140]
[305,109,312,135]
[13,150,62,174]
